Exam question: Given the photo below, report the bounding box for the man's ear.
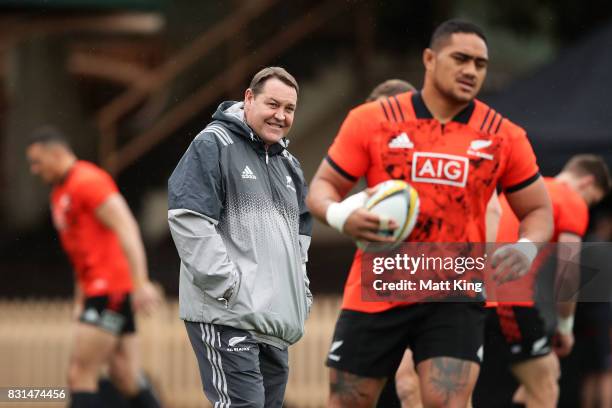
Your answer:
[423,48,435,72]
[578,174,595,190]
[244,88,254,108]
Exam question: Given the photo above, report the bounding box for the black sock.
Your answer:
[129,388,161,408]
[70,391,102,408]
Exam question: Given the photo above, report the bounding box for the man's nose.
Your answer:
[462,61,478,77]
[274,110,285,121]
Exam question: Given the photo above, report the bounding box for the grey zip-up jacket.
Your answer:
[168,101,313,348]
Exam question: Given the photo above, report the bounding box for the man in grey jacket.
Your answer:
[168,67,312,408]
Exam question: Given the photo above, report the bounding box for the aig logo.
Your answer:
[412,152,469,187]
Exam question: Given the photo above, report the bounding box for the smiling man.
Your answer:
[168,67,312,408]
[306,20,552,407]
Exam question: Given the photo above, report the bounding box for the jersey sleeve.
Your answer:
[326,107,373,181]
[556,194,589,237]
[499,128,540,193]
[77,169,119,211]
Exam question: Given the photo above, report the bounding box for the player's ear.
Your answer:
[579,174,595,190]
[423,48,435,71]
[244,88,254,109]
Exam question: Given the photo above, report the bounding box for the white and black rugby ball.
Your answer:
[357,180,420,251]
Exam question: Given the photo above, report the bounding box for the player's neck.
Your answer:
[421,86,470,124]
[57,156,78,184]
[554,173,576,190]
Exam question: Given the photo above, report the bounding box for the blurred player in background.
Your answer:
[475,154,611,407]
[26,127,161,408]
[365,79,415,103]
[307,19,553,407]
[576,206,612,408]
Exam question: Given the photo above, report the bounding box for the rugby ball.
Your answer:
[357,180,420,251]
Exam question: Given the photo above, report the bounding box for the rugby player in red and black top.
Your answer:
[27,127,161,408]
[475,155,611,408]
[306,20,553,407]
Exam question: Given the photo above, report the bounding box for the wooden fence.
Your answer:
[0,296,341,408]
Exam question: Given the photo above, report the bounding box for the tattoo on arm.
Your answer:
[428,357,472,405]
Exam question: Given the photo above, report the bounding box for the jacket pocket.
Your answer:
[214,270,242,309]
[227,270,242,308]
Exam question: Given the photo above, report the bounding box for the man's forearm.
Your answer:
[117,220,149,288]
[518,207,553,244]
[306,180,343,224]
[555,240,581,318]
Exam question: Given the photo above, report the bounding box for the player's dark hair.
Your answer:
[563,154,612,193]
[28,126,71,149]
[366,79,415,102]
[430,19,488,50]
[249,66,299,96]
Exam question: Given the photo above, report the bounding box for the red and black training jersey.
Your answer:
[326,92,540,313]
[51,161,133,296]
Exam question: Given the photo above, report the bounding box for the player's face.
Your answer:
[26,143,60,185]
[426,33,488,103]
[244,78,297,145]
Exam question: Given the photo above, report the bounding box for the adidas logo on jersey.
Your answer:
[241,166,257,180]
[388,132,414,149]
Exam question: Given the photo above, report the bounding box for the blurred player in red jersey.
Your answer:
[370,78,507,408]
[307,19,553,407]
[475,155,611,408]
[26,127,162,408]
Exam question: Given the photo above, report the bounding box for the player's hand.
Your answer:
[553,331,574,357]
[491,240,538,284]
[342,208,397,242]
[132,280,162,316]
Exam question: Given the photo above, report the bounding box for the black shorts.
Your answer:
[79,292,136,336]
[484,305,553,364]
[326,302,485,378]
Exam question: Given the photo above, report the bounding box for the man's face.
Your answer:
[243,77,298,145]
[26,143,61,185]
[425,33,488,103]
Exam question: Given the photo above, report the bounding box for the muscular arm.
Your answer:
[96,193,149,287]
[306,160,356,223]
[96,193,159,313]
[505,178,553,244]
[555,232,582,317]
[306,160,394,242]
[553,232,581,356]
[492,178,553,282]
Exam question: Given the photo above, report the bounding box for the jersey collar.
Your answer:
[411,92,474,124]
